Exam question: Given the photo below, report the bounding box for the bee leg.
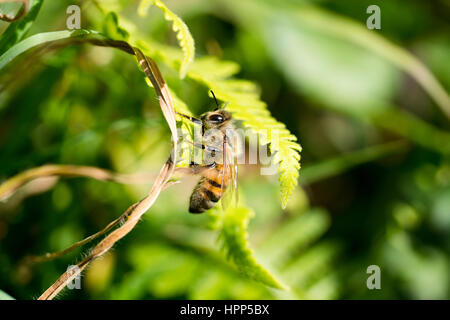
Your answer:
[175,112,203,125]
[185,140,222,154]
[189,162,217,174]
[174,162,216,175]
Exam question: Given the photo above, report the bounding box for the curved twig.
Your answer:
[35,46,178,299]
[0,164,157,201]
[21,179,178,266]
[38,162,174,300]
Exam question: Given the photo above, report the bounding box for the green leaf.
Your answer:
[265,22,396,116]
[0,29,94,70]
[219,0,450,157]
[219,205,287,289]
[0,0,43,55]
[138,0,195,78]
[371,108,450,155]
[222,0,397,117]
[222,0,450,119]
[102,11,129,41]
[291,3,450,119]
[300,141,408,185]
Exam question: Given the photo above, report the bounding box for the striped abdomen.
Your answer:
[189,164,230,213]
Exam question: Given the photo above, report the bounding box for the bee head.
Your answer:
[198,90,232,129]
[201,109,232,129]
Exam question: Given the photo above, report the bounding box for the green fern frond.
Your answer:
[219,205,287,289]
[273,140,301,208]
[189,56,240,80]
[138,0,195,78]
[205,205,225,230]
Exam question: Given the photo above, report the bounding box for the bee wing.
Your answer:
[220,137,239,211]
[174,164,214,176]
[233,159,239,204]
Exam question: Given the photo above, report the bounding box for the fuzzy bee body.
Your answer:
[189,164,231,213]
[178,107,239,214]
[175,91,240,213]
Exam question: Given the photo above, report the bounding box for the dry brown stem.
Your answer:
[31,45,179,299]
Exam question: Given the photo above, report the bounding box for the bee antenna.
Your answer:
[210,90,220,109]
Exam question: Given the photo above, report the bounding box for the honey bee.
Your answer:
[175,91,239,213]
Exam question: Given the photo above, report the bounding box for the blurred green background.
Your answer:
[0,0,449,300]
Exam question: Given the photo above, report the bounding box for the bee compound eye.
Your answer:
[210,114,224,123]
